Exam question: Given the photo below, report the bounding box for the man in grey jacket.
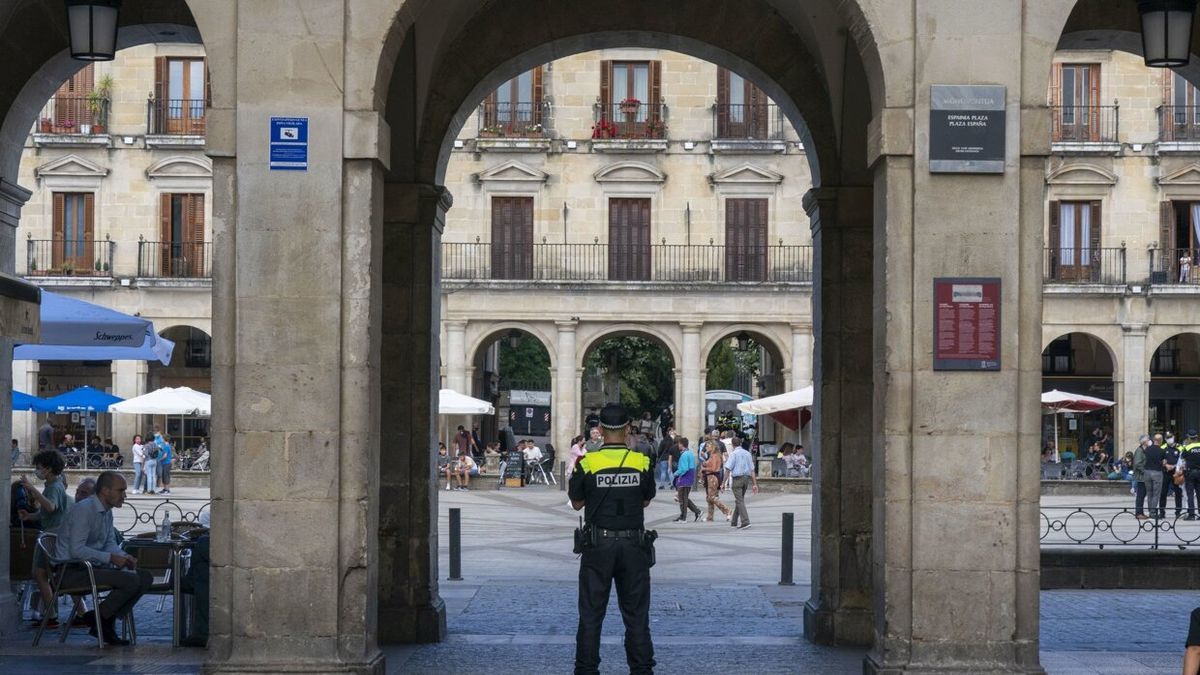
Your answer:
[1143,435,1168,520]
[1133,436,1148,520]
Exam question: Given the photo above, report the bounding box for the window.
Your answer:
[717,68,770,139]
[153,57,207,134]
[1042,336,1073,375]
[1157,201,1200,283]
[182,327,212,368]
[1051,63,1100,141]
[491,197,534,280]
[725,198,768,281]
[1154,337,1179,375]
[159,193,206,277]
[482,68,543,135]
[1172,73,1200,121]
[608,198,651,281]
[47,65,94,133]
[52,192,94,271]
[1048,201,1100,281]
[599,60,662,136]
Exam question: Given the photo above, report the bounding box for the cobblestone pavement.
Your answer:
[1,488,1193,673]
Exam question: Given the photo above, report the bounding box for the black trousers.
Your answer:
[575,536,655,675]
[60,567,153,621]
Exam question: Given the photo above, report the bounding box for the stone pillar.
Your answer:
[554,320,579,450]
[443,320,468,393]
[804,187,873,648]
[1118,324,1149,452]
[790,323,813,389]
[111,359,148,457]
[679,323,703,437]
[12,359,38,452]
[377,183,450,644]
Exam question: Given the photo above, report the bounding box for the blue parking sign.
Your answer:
[269,117,308,171]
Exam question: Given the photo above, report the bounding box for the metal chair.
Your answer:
[126,533,179,612]
[10,527,39,620]
[1040,462,1064,480]
[771,458,787,478]
[32,532,137,648]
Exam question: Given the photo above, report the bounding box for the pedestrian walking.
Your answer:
[671,437,702,522]
[156,433,174,495]
[701,441,731,522]
[655,428,675,489]
[1133,436,1148,519]
[568,403,656,675]
[725,438,759,529]
[1144,435,1166,519]
[1182,430,1200,521]
[130,435,146,494]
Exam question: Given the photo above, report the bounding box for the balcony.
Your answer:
[1051,104,1119,152]
[32,95,110,147]
[1158,105,1200,152]
[137,240,211,279]
[712,103,786,153]
[25,238,114,278]
[1149,248,1200,285]
[591,102,668,153]
[441,242,812,284]
[1043,247,1126,285]
[474,101,551,152]
[146,98,206,147]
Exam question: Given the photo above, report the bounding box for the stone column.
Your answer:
[679,323,703,437]
[443,320,468,393]
[790,323,813,389]
[554,320,579,451]
[1118,324,1149,452]
[377,183,450,644]
[111,359,148,457]
[12,359,38,452]
[804,187,873,648]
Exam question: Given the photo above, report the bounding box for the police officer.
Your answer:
[569,402,656,675]
[1181,430,1200,521]
[1164,434,1184,519]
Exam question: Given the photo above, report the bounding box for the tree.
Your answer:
[584,336,673,417]
[497,334,551,389]
[705,337,761,392]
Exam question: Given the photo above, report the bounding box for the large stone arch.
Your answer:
[465,321,558,372]
[699,324,791,374]
[575,323,682,372]
[1147,329,1200,373]
[1042,327,1122,380]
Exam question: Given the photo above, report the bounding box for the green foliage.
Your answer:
[705,337,762,392]
[584,336,673,417]
[497,334,551,389]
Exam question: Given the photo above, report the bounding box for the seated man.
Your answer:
[453,452,479,491]
[436,443,454,491]
[56,471,152,645]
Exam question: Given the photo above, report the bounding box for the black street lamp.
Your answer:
[66,0,121,62]
[1139,0,1199,67]
[735,332,750,351]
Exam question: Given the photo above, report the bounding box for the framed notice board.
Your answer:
[933,277,1000,371]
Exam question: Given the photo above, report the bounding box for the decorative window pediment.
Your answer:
[146,155,213,180]
[1045,163,1117,186]
[709,163,784,185]
[476,160,548,183]
[593,161,666,184]
[1159,163,1200,186]
[34,154,108,179]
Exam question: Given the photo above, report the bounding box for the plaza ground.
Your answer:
[0,485,1190,673]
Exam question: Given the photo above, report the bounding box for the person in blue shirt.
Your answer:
[671,437,701,522]
[155,433,174,495]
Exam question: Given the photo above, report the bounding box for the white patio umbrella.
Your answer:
[737,385,813,430]
[108,386,211,416]
[438,388,494,415]
[1040,389,1115,463]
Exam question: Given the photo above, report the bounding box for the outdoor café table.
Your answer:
[124,536,194,647]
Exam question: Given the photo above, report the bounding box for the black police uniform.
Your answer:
[568,443,656,675]
[1165,444,1184,517]
[1182,437,1200,519]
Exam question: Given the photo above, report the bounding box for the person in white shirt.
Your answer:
[129,435,146,494]
[453,452,478,491]
[522,439,544,463]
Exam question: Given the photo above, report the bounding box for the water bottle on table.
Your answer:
[157,513,172,542]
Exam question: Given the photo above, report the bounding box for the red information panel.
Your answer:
[933,277,1000,371]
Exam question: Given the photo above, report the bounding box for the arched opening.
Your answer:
[580,332,676,436]
[1041,332,1117,462]
[702,330,793,450]
[1150,333,1200,436]
[468,327,554,453]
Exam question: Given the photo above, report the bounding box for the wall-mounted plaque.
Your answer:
[934,277,1000,371]
[930,85,1006,173]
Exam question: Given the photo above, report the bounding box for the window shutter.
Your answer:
[1089,201,1102,255]
[650,60,662,117]
[1048,200,1060,260]
[1161,201,1175,251]
[532,66,544,126]
[717,67,730,107]
[83,193,95,270]
[599,60,612,115]
[154,57,168,102]
[203,58,212,106]
[189,194,206,276]
[1050,64,1061,140]
[52,193,65,268]
[160,193,173,242]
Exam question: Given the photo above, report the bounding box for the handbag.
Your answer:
[1174,471,1186,487]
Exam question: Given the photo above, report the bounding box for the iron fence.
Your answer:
[593,102,668,139]
[1158,105,1200,142]
[147,97,206,135]
[1149,247,1200,285]
[478,101,545,137]
[441,242,812,283]
[25,238,114,277]
[1041,505,1200,549]
[137,240,211,278]
[1051,104,1119,143]
[1042,247,1126,284]
[36,95,108,134]
[713,103,783,140]
[119,499,210,536]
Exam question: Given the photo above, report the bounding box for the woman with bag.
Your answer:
[701,441,732,522]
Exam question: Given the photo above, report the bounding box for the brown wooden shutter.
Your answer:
[160,193,173,242]
[83,193,95,271]
[532,66,544,126]
[599,60,612,115]
[1161,200,1176,251]
[188,194,205,276]
[153,57,168,134]
[1087,64,1101,108]
[716,67,730,136]
[52,193,65,269]
[1048,201,1060,279]
[649,60,662,116]
[1089,200,1102,256]
[1050,64,1062,141]
[203,58,212,106]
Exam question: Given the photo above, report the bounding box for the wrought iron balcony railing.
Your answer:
[25,238,114,277]
[713,103,783,140]
[147,97,206,136]
[593,103,668,140]
[36,95,109,134]
[1158,105,1200,142]
[477,101,545,137]
[1149,247,1200,285]
[442,242,811,283]
[1043,247,1126,284]
[1051,104,1119,143]
[137,240,211,278]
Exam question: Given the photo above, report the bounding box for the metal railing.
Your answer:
[441,242,812,283]
[36,95,108,134]
[147,97,206,135]
[1158,105,1200,142]
[137,240,211,278]
[1051,104,1119,143]
[25,238,114,277]
[478,101,545,137]
[1041,505,1200,549]
[120,499,210,535]
[713,103,783,140]
[593,103,668,139]
[1043,247,1126,284]
[1149,247,1200,284]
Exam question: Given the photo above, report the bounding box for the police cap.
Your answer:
[1189,429,1199,439]
[599,403,630,430]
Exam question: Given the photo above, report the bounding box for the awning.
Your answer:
[12,390,50,413]
[438,389,495,415]
[43,386,124,413]
[108,386,211,416]
[1040,389,1115,413]
[15,327,174,365]
[737,386,814,431]
[36,291,150,347]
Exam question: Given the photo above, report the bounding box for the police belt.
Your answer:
[596,527,644,539]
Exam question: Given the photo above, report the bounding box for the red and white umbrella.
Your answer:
[1040,389,1115,462]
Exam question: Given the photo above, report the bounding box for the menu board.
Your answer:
[503,450,525,485]
[933,277,1000,371]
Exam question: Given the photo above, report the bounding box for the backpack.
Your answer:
[148,444,161,460]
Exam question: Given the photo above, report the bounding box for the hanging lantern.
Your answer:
[1139,0,1198,67]
[735,332,750,351]
[65,0,122,62]
[506,330,522,349]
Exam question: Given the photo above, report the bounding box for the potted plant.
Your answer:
[59,262,74,276]
[591,117,618,139]
[619,97,641,115]
[86,74,112,134]
[38,118,52,133]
